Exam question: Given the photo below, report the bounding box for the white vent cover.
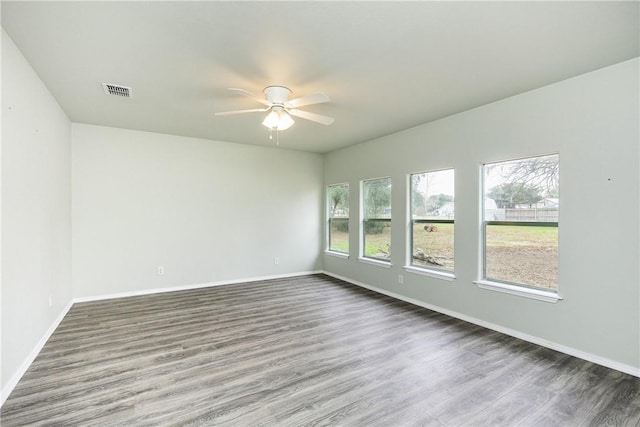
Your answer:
[101,83,132,98]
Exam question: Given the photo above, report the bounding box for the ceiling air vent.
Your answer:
[101,83,132,98]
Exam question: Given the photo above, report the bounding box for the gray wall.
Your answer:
[1,30,72,391]
[323,58,640,371]
[2,28,323,395]
[71,124,323,298]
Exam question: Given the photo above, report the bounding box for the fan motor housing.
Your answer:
[264,86,291,104]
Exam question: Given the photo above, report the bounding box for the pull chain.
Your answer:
[268,128,280,145]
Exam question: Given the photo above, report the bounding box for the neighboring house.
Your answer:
[484,198,504,221]
[534,197,559,209]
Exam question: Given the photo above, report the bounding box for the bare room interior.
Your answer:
[1,1,639,425]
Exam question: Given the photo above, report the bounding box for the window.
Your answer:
[482,154,559,291]
[327,183,349,254]
[410,169,455,272]
[362,177,392,262]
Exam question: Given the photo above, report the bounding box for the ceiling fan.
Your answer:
[215,86,334,131]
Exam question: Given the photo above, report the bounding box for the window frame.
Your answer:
[477,154,562,302]
[407,169,455,276]
[326,182,350,256]
[360,177,392,264]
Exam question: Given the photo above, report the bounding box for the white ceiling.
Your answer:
[2,1,638,153]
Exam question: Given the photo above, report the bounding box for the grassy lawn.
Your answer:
[329,221,349,253]
[412,223,454,269]
[330,223,557,290]
[364,227,391,257]
[329,233,349,252]
[486,224,557,246]
[330,227,393,257]
[486,224,558,289]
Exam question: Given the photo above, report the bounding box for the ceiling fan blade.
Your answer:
[288,109,335,125]
[228,88,271,106]
[286,92,330,108]
[214,108,268,116]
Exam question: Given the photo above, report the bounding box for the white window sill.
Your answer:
[473,280,563,303]
[404,266,455,282]
[324,250,349,259]
[358,257,391,268]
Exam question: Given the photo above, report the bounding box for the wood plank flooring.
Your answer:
[2,274,639,426]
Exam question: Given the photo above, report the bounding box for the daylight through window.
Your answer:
[327,183,349,254]
[482,154,559,290]
[362,177,392,262]
[410,169,454,272]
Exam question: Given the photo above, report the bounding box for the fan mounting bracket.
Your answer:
[264,86,291,104]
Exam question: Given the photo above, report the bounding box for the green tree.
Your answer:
[487,155,559,197]
[426,194,454,214]
[487,182,543,208]
[364,178,391,218]
[329,184,349,217]
[364,178,391,233]
[411,180,424,213]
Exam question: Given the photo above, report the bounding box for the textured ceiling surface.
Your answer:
[2,1,638,153]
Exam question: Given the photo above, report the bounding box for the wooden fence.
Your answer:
[504,208,558,221]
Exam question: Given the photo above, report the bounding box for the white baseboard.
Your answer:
[1,300,74,406]
[73,270,323,303]
[322,270,640,378]
[1,270,321,408]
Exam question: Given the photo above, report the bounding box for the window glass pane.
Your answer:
[328,184,349,253]
[485,224,558,290]
[363,178,391,219]
[329,184,349,218]
[483,154,559,290]
[364,220,391,259]
[411,170,455,220]
[484,155,559,222]
[410,169,454,271]
[363,178,392,260]
[412,222,454,270]
[329,218,349,253]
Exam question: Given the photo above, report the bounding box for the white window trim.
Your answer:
[480,153,560,301]
[474,279,563,303]
[325,250,349,259]
[327,217,349,255]
[327,182,350,255]
[408,168,455,282]
[404,265,455,281]
[361,176,392,266]
[358,256,391,268]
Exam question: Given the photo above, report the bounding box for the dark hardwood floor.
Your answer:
[2,274,639,426]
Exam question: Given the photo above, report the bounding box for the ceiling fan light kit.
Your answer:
[215,85,334,140]
[262,107,294,131]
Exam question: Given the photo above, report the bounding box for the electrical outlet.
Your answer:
[274,258,280,265]
[48,294,53,307]
[398,274,404,284]
[157,266,164,275]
